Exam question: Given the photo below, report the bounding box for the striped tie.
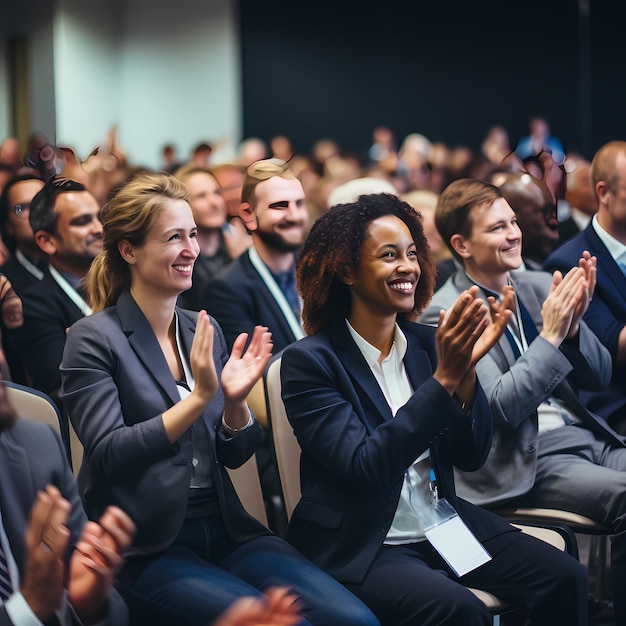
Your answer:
[0,542,12,602]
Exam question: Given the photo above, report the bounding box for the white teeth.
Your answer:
[390,282,412,291]
[173,265,192,272]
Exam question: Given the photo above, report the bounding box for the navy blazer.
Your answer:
[544,222,626,424]
[203,249,300,352]
[280,320,515,585]
[0,418,127,625]
[59,291,269,555]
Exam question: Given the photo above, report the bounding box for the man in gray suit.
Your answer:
[420,177,626,626]
[0,377,134,626]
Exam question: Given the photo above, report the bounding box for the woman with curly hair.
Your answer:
[280,192,588,625]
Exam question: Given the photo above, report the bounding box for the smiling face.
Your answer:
[453,197,522,289]
[244,176,308,253]
[345,215,421,324]
[124,199,199,298]
[184,171,227,230]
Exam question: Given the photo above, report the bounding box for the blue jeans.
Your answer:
[117,514,379,626]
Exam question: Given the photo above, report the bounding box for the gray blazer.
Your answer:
[59,291,269,555]
[0,418,127,625]
[420,269,620,506]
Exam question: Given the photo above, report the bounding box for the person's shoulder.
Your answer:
[545,230,590,267]
[206,252,252,289]
[68,305,119,335]
[5,415,60,448]
[401,319,436,339]
[421,272,464,323]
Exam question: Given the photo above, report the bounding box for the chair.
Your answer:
[263,355,567,624]
[226,455,269,527]
[489,505,611,600]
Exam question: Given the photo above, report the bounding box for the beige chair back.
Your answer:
[226,454,268,527]
[264,355,301,520]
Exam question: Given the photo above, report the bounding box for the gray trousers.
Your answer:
[514,425,626,625]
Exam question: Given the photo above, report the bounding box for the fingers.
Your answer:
[231,326,273,365]
[27,486,71,560]
[97,506,136,554]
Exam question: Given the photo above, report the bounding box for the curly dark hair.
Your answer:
[297,193,436,335]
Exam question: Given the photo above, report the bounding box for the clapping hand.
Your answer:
[221,325,273,403]
[211,587,303,626]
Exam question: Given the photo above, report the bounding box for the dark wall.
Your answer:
[240,0,626,161]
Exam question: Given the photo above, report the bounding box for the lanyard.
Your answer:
[247,247,304,340]
[48,264,92,316]
[428,451,439,506]
[15,249,44,280]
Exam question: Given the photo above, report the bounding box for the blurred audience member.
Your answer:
[544,140,626,434]
[560,154,597,244]
[493,171,559,269]
[174,166,235,311]
[7,176,102,413]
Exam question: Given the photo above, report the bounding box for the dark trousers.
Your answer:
[117,514,380,626]
[345,529,588,626]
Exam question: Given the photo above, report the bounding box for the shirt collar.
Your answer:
[592,213,626,262]
[345,319,408,367]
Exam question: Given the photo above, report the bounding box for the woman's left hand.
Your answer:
[221,326,273,402]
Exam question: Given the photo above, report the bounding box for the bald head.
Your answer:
[591,141,626,191]
[592,141,626,241]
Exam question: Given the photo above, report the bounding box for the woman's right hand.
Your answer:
[189,310,218,403]
[433,286,490,395]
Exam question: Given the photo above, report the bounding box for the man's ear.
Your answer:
[596,181,609,206]
[239,202,258,232]
[450,234,471,260]
[34,231,57,256]
[118,240,136,264]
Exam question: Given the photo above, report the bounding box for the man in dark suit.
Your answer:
[0,377,134,625]
[544,141,626,434]
[203,159,307,353]
[202,159,308,531]
[0,174,46,384]
[7,177,102,412]
[0,174,46,295]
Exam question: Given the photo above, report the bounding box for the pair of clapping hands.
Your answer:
[434,252,596,393]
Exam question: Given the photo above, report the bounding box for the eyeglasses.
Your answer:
[12,203,31,219]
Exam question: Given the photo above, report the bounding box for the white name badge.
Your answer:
[424,498,492,577]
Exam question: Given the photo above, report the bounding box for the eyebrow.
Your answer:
[69,214,95,225]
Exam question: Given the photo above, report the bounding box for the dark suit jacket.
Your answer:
[544,222,626,427]
[7,265,83,402]
[59,291,269,555]
[0,254,43,386]
[280,320,515,585]
[0,418,127,625]
[422,269,621,506]
[203,249,301,352]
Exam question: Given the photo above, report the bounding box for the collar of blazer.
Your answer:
[328,320,436,429]
[116,291,195,407]
[584,222,626,298]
